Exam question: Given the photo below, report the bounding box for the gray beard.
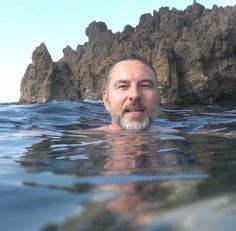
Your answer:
[111,113,153,131]
[108,99,158,131]
[118,115,152,131]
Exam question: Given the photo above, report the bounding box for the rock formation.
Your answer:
[20,3,236,105]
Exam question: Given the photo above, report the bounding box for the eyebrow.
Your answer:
[114,80,130,87]
[139,79,155,85]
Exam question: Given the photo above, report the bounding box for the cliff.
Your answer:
[20,3,236,105]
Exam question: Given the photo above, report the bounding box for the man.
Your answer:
[97,54,166,131]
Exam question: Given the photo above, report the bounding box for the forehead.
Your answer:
[109,60,155,82]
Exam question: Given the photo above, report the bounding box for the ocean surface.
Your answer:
[0,100,236,231]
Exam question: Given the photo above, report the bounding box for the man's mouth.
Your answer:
[125,107,145,112]
[124,107,145,118]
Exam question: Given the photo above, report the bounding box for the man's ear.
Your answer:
[102,90,110,112]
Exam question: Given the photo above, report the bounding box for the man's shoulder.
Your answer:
[88,125,110,131]
[87,125,177,133]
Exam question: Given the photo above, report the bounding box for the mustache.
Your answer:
[123,100,145,111]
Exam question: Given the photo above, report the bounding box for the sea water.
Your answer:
[0,101,236,231]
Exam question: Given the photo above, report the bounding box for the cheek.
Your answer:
[144,92,158,108]
[108,94,125,110]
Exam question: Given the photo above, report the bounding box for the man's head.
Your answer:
[102,55,159,131]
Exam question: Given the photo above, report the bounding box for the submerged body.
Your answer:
[1,101,236,231]
[96,124,176,133]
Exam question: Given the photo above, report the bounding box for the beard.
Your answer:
[110,102,157,131]
[117,115,152,131]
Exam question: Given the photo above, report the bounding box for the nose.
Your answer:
[128,85,141,102]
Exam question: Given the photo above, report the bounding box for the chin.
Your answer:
[120,117,151,131]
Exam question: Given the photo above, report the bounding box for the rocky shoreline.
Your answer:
[20,2,236,105]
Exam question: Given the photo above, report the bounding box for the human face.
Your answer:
[102,60,159,131]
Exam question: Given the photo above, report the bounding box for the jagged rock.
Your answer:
[20,43,54,103]
[62,46,77,62]
[85,21,108,41]
[121,25,135,40]
[20,3,236,105]
[20,43,79,103]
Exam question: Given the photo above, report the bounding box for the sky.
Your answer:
[0,0,236,103]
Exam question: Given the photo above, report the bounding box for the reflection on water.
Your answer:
[0,101,236,231]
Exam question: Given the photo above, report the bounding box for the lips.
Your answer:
[124,107,145,113]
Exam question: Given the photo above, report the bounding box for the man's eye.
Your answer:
[118,85,128,89]
[141,84,153,88]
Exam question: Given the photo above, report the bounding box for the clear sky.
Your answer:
[0,0,235,103]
